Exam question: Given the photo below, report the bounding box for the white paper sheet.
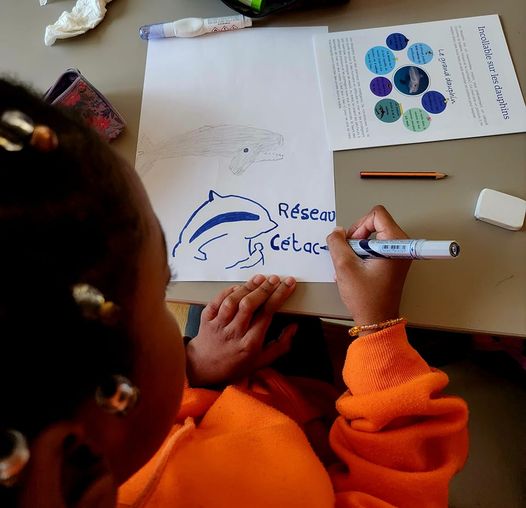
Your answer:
[314,15,526,150]
[137,27,335,282]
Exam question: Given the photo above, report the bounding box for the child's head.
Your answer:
[0,79,185,506]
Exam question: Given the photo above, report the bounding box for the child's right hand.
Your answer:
[326,206,411,328]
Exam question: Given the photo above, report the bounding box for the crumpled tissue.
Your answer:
[44,0,114,47]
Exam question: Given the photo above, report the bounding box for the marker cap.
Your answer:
[418,241,459,258]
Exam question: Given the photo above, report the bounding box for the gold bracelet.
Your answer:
[348,317,406,337]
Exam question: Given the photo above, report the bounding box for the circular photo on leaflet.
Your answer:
[407,43,434,64]
[386,33,409,51]
[422,91,447,114]
[393,66,430,96]
[374,99,402,123]
[370,77,393,97]
[365,46,396,75]
[402,108,431,132]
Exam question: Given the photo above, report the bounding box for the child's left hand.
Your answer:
[185,274,298,386]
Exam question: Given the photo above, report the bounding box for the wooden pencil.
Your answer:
[360,171,447,180]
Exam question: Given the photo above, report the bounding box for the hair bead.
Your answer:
[0,430,30,487]
[0,110,58,152]
[30,125,59,152]
[95,375,139,416]
[72,283,120,324]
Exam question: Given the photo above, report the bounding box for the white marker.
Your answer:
[139,15,253,40]
[321,239,460,259]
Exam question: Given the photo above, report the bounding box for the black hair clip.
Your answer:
[0,110,58,152]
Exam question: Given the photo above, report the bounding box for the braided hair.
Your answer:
[0,78,144,494]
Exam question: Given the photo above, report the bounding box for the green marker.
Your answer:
[239,0,264,12]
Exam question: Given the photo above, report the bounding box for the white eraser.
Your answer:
[474,188,526,231]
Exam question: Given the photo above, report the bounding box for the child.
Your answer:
[0,79,468,508]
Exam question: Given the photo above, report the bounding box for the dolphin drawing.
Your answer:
[172,190,278,271]
[136,125,284,176]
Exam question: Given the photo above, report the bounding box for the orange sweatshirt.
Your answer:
[118,324,468,507]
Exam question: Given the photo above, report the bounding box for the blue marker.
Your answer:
[320,239,460,259]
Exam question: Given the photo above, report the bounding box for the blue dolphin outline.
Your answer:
[226,242,265,270]
[172,190,278,269]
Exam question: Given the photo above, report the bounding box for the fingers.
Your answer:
[232,276,296,333]
[326,226,362,273]
[207,274,295,331]
[201,284,239,322]
[253,323,298,370]
[230,274,281,329]
[201,274,270,323]
[260,277,296,315]
[348,205,408,240]
[213,274,268,325]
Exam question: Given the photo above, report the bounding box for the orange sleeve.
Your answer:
[329,323,468,508]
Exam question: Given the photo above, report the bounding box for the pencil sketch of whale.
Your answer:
[136,125,284,176]
[172,190,278,272]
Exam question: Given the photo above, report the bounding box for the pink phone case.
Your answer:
[43,68,125,141]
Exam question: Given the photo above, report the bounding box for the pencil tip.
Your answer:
[437,173,448,179]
